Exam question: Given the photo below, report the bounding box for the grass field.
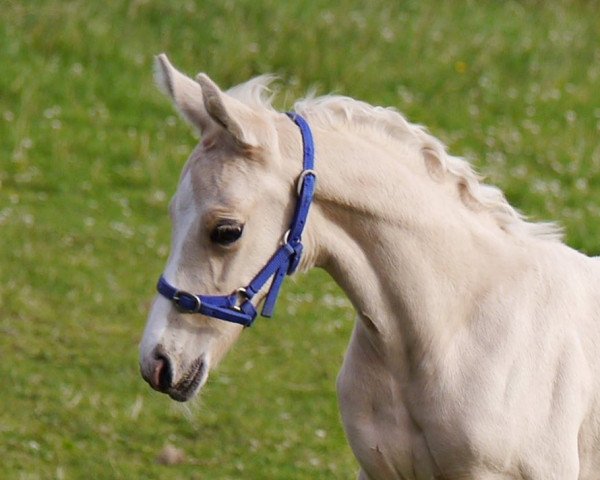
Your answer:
[1,1,599,478]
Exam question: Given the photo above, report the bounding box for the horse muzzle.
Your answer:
[140,347,208,402]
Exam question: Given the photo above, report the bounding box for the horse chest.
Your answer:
[339,377,484,479]
[337,340,448,478]
[338,378,437,478]
[337,327,521,479]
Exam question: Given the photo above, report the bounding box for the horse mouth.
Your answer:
[168,358,207,402]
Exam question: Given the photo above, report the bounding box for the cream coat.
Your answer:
[140,55,600,479]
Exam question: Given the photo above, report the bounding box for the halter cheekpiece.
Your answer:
[156,113,316,327]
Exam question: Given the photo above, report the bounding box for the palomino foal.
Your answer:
[140,55,600,479]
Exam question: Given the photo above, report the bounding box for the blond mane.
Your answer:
[227,77,563,242]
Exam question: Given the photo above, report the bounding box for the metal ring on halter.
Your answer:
[296,169,316,196]
[281,229,291,245]
[232,287,250,312]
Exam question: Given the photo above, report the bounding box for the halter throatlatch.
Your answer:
[156,112,316,327]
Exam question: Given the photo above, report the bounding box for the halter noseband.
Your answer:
[156,113,316,327]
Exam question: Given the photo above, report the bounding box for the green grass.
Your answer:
[1,0,599,478]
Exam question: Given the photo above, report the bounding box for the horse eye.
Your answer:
[210,222,244,245]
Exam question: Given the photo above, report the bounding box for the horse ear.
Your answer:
[154,53,208,132]
[196,73,253,148]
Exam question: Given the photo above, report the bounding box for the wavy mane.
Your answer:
[227,77,563,242]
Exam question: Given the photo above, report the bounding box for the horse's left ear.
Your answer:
[196,73,254,148]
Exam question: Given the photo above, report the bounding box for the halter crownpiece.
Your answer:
[156,112,316,327]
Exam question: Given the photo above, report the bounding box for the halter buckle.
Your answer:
[172,290,202,313]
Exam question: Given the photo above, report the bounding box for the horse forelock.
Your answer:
[226,75,278,112]
[227,77,563,243]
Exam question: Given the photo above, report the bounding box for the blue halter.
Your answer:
[156,112,316,327]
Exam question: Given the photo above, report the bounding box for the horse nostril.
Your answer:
[153,354,173,392]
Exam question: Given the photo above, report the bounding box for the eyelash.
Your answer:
[210,222,244,245]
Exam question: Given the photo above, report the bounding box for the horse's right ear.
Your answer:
[154,53,208,132]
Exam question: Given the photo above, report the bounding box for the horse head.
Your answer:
[139,55,309,401]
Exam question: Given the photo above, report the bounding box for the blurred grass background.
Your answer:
[1,0,599,478]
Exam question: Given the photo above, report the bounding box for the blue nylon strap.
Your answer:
[261,264,288,317]
[155,112,316,327]
[289,183,315,245]
[157,276,257,326]
[286,112,316,245]
[245,244,297,298]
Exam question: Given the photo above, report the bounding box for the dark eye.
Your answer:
[210,221,244,245]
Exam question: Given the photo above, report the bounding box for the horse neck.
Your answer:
[303,124,524,367]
